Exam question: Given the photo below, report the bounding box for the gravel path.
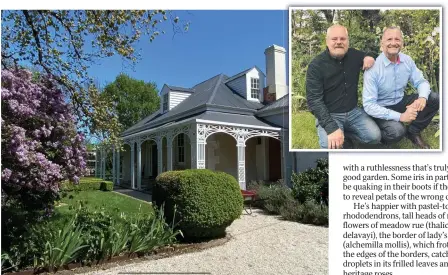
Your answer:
[85,209,328,275]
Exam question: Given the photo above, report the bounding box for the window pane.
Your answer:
[250,78,259,99]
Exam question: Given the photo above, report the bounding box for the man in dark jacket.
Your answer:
[306,24,381,149]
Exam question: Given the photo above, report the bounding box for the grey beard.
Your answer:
[330,52,345,60]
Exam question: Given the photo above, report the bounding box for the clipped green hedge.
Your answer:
[153,169,243,241]
[60,177,113,191]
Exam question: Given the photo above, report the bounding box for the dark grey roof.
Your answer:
[122,111,281,138]
[224,66,265,83]
[196,111,280,128]
[166,85,194,93]
[121,70,284,137]
[211,75,263,110]
[121,111,162,134]
[257,94,289,115]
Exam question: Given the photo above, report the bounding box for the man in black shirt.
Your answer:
[306,24,381,149]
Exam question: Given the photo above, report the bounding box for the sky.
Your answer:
[86,10,289,92]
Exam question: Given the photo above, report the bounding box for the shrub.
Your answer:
[34,217,88,271]
[1,69,87,257]
[126,206,180,255]
[1,69,87,215]
[246,180,265,192]
[100,180,114,191]
[257,184,293,213]
[60,177,113,191]
[73,205,114,262]
[153,169,243,241]
[278,199,328,226]
[255,183,328,226]
[291,158,328,204]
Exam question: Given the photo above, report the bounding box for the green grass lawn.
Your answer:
[52,190,153,224]
[291,111,440,149]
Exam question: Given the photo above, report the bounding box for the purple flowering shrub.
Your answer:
[1,69,87,214]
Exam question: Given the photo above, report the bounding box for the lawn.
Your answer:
[52,190,153,224]
[291,111,440,150]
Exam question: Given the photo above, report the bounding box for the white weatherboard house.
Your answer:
[97,45,327,190]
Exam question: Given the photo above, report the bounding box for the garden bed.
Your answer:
[4,235,231,275]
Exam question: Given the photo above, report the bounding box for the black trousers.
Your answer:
[373,92,439,144]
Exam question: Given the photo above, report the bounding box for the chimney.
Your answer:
[264,45,287,102]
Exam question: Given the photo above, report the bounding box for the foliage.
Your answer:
[1,10,189,146]
[382,9,440,93]
[153,169,243,241]
[60,177,113,191]
[127,206,181,255]
[73,204,179,260]
[100,180,114,191]
[1,69,87,211]
[34,217,88,271]
[291,9,440,111]
[257,184,293,214]
[73,205,114,262]
[102,74,160,131]
[2,201,178,272]
[291,158,328,205]
[1,252,14,273]
[432,115,440,137]
[1,69,87,259]
[255,183,328,226]
[279,199,328,226]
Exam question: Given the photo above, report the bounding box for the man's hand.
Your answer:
[327,129,344,149]
[400,106,418,123]
[363,56,375,70]
[409,97,427,112]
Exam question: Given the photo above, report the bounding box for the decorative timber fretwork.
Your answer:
[120,122,282,191]
[197,123,280,144]
[196,123,281,190]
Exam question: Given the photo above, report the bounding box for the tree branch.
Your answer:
[49,11,82,59]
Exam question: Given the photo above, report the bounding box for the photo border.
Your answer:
[288,6,443,152]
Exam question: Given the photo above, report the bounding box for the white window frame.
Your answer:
[250,78,259,99]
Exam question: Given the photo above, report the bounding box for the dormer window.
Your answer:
[163,93,168,112]
[250,78,259,99]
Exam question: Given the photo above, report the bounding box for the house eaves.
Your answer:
[121,113,281,140]
[141,103,258,130]
[120,104,208,137]
[256,107,288,118]
[166,85,194,93]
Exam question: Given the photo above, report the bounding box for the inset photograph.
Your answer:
[289,7,441,151]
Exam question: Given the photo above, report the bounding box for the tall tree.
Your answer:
[1,10,189,145]
[102,74,160,131]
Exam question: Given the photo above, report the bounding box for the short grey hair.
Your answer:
[382,26,403,39]
[326,24,348,38]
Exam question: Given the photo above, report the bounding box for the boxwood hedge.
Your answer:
[153,169,243,241]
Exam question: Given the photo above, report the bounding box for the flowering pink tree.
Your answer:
[1,69,87,214]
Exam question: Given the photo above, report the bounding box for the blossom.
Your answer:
[1,68,87,214]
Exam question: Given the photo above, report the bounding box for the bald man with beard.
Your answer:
[306,24,382,149]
